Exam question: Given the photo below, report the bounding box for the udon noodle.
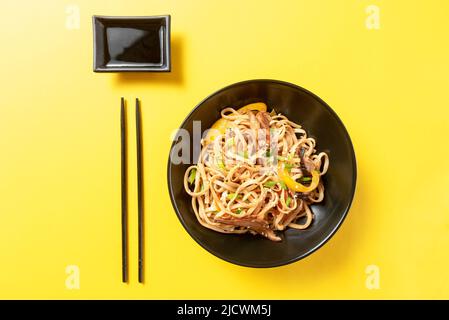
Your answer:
[184,103,329,241]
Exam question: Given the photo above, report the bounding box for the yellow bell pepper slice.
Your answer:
[277,162,320,193]
[204,102,267,143]
[204,117,229,142]
[237,102,267,113]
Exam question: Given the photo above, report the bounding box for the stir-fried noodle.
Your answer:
[184,103,329,241]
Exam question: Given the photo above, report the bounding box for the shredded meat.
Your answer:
[256,111,271,130]
[216,217,281,241]
[298,147,315,175]
[298,193,309,200]
[302,157,315,172]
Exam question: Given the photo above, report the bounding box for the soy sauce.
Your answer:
[104,23,164,67]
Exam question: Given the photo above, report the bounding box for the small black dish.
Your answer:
[167,79,357,268]
[93,15,170,72]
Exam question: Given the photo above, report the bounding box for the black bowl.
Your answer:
[167,79,356,268]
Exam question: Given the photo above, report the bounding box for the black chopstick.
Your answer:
[136,98,144,283]
[120,97,128,283]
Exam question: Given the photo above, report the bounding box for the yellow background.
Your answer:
[1,0,448,299]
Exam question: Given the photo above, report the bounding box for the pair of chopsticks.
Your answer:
[121,97,144,283]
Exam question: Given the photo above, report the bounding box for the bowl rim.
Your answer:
[167,79,357,268]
